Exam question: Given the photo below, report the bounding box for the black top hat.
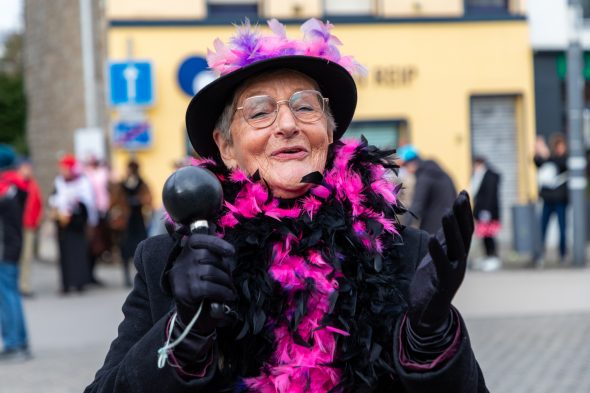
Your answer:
[186,56,357,163]
[184,19,361,163]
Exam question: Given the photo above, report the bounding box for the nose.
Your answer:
[274,102,299,138]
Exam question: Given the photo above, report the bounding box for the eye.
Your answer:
[292,102,315,112]
[245,100,275,120]
[248,110,272,119]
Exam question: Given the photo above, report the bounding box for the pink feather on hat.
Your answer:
[206,18,367,78]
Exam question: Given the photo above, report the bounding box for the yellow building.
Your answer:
[106,0,535,236]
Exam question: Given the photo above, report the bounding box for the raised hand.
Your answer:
[407,191,474,336]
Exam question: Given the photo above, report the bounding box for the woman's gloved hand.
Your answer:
[407,191,474,337]
[168,233,237,335]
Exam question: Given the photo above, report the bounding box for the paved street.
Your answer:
[1,257,590,393]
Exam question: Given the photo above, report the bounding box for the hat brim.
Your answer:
[186,56,357,162]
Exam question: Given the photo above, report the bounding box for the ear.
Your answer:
[213,130,238,169]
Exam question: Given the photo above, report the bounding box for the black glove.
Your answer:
[168,233,237,335]
[408,191,474,337]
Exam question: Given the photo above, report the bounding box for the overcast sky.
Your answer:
[0,0,24,33]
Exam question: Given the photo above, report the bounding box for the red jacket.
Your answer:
[23,177,43,229]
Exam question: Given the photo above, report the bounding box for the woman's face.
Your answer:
[214,70,333,198]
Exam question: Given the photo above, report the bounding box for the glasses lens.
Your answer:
[240,90,326,128]
[241,96,277,128]
[289,91,324,123]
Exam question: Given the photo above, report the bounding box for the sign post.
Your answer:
[566,0,587,266]
[108,55,155,151]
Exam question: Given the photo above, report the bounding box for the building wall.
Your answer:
[381,0,462,17]
[24,0,107,197]
[108,20,536,206]
[533,53,564,139]
[106,0,206,20]
[106,0,525,21]
[262,0,322,19]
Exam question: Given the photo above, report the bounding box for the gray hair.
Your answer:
[214,93,337,145]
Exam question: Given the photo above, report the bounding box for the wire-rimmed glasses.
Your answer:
[235,90,329,129]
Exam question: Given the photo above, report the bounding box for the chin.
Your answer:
[270,183,312,199]
[265,173,313,199]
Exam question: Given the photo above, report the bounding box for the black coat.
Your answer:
[473,168,501,221]
[534,154,568,203]
[408,160,457,235]
[0,179,27,263]
[85,226,487,393]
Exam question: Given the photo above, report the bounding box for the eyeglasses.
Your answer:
[236,90,329,129]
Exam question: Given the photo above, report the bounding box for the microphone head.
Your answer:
[162,166,223,225]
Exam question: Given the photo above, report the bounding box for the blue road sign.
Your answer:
[177,55,217,96]
[112,121,152,150]
[109,61,154,106]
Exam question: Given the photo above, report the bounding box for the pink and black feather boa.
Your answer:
[180,138,411,392]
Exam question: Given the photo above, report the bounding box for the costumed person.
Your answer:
[0,145,32,362]
[397,145,457,235]
[109,160,152,287]
[148,157,192,238]
[49,154,98,294]
[85,19,488,392]
[84,155,113,285]
[533,133,568,266]
[470,155,501,272]
[18,158,44,297]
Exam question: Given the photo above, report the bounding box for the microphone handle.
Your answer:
[191,220,226,320]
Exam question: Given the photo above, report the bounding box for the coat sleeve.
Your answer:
[84,240,216,393]
[392,228,489,393]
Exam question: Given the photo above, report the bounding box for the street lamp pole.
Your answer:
[79,0,98,128]
[566,0,587,266]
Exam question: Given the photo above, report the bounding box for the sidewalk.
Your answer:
[456,267,590,318]
[456,268,590,393]
[0,256,589,393]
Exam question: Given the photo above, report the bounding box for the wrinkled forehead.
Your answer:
[233,69,320,104]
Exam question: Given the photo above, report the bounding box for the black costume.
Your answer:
[407,160,457,235]
[473,168,500,223]
[85,141,487,393]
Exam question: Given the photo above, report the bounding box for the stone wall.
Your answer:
[23,0,107,198]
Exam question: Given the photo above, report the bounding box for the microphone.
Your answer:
[162,165,226,319]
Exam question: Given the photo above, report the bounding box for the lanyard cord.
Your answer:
[157,300,205,369]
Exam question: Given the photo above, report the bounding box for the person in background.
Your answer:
[49,154,98,294]
[533,133,568,266]
[0,144,32,362]
[397,145,457,234]
[148,157,192,238]
[109,160,152,287]
[18,159,44,297]
[395,145,416,210]
[470,155,502,271]
[84,156,112,286]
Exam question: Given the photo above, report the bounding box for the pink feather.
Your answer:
[205,18,365,78]
[217,140,401,393]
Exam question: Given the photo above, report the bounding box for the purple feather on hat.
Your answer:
[206,18,367,77]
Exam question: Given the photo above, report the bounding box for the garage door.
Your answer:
[470,96,519,243]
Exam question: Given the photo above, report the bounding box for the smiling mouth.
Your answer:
[271,147,308,158]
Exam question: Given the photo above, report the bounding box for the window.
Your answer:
[344,120,406,150]
[582,0,590,19]
[207,0,258,19]
[324,0,373,16]
[464,0,508,14]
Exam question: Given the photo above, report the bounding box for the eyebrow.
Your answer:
[240,88,314,101]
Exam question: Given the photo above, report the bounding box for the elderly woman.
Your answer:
[86,19,487,393]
